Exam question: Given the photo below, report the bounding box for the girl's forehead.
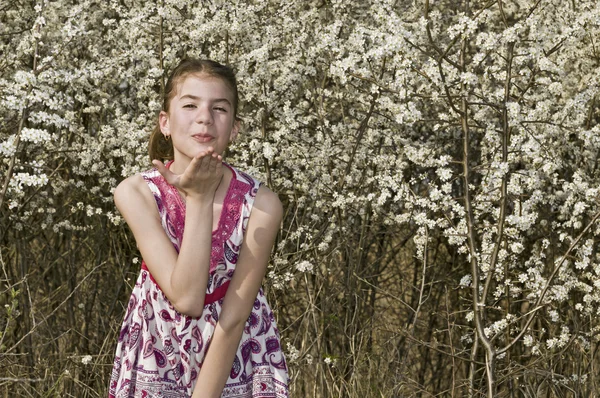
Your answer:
[174,74,233,98]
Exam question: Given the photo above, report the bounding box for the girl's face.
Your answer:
[159,74,239,162]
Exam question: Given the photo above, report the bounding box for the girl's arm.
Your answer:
[114,150,222,317]
[192,186,283,398]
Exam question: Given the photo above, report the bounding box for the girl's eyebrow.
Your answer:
[179,94,231,106]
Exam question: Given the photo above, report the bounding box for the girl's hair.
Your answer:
[148,58,239,162]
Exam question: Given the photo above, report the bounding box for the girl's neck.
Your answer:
[168,158,190,175]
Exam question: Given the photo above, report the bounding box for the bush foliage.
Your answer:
[1,0,600,396]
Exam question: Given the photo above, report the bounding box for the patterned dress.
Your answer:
[109,163,289,398]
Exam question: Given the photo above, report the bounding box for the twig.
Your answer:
[0,377,44,383]
[0,0,45,209]
[497,207,600,355]
[3,262,105,354]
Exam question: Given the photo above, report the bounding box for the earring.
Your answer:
[165,135,170,141]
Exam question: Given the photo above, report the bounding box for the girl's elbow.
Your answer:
[172,296,205,318]
[218,312,246,334]
[167,279,206,317]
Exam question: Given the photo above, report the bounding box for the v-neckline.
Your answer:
[165,161,236,235]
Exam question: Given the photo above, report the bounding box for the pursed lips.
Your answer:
[192,133,214,143]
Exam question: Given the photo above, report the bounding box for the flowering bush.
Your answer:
[1,0,600,396]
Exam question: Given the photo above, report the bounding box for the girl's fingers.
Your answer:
[198,152,212,173]
[166,147,222,195]
[209,153,222,174]
[152,160,178,186]
[190,148,214,175]
[194,147,214,172]
[189,152,205,173]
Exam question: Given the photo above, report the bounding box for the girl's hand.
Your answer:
[152,147,223,199]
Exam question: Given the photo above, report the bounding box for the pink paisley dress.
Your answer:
[109,163,289,398]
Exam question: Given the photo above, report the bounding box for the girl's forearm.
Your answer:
[168,196,214,316]
[192,321,244,398]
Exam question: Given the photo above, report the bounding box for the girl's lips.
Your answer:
[192,134,214,143]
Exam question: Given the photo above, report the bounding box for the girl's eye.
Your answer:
[214,107,227,112]
[183,104,196,109]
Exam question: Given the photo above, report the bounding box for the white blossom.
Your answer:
[459,274,472,288]
[295,261,314,273]
[20,128,52,144]
[285,343,300,362]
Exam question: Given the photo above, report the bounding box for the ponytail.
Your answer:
[148,120,173,163]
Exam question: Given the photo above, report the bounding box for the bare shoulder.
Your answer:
[113,174,155,215]
[252,185,283,224]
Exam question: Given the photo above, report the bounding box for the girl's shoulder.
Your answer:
[255,185,283,216]
[114,173,144,197]
[114,170,153,195]
[113,172,157,216]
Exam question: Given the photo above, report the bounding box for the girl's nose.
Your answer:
[195,105,213,124]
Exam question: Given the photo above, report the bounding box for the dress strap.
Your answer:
[140,167,185,253]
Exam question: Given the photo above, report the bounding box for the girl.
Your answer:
[109,59,289,398]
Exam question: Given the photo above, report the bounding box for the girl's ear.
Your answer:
[159,111,170,136]
[229,119,240,143]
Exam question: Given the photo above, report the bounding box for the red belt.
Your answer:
[141,261,230,306]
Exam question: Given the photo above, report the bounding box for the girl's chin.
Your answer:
[176,148,225,159]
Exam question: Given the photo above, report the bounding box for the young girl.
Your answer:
[109,59,289,398]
